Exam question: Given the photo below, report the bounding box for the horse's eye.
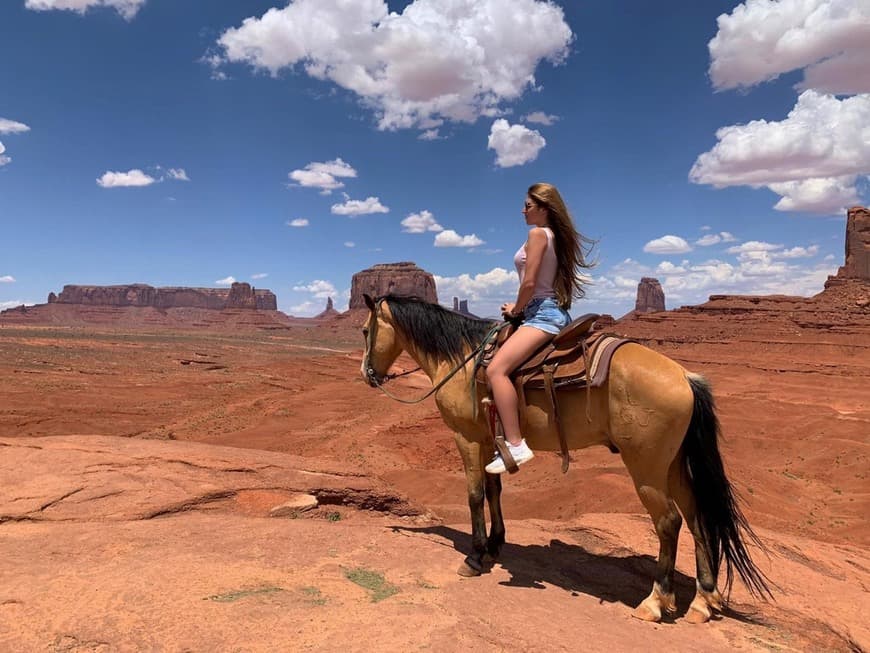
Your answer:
[362,327,369,337]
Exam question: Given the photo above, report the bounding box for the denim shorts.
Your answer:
[522,297,570,335]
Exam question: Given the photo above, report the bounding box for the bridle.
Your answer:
[363,298,507,405]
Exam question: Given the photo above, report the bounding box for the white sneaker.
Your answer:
[485,439,535,474]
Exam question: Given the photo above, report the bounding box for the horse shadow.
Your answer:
[391,524,767,625]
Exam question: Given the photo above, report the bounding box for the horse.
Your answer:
[360,294,770,623]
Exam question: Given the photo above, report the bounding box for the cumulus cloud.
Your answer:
[769,176,862,214]
[695,231,737,246]
[251,273,268,279]
[216,276,237,285]
[288,158,356,193]
[698,3,870,214]
[401,210,443,233]
[0,118,30,134]
[487,119,546,167]
[708,0,870,94]
[0,275,16,283]
[96,169,156,188]
[25,0,147,20]
[287,218,309,227]
[418,129,441,141]
[690,91,870,213]
[434,229,485,248]
[293,279,336,298]
[434,267,518,316]
[213,0,572,130]
[330,195,389,216]
[523,111,559,126]
[643,235,693,255]
[0,142,9,167]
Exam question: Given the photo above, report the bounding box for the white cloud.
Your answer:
[726,240,782,255]
[166,168,189,181]
[434,267,518,316]
[690,91,870,213]
[776,245,819,258]
[401,210,443,233]
[523,111,559,126]
[0,118,30,134]
[330,195,389,216]
[289,300,320,316]
[293,279,336,299]
[96,169,156,188]
[656,261,687,274]
[251,273,268,279]
[695,231,738,247]
[434,229,484,247]
[0,142,9,167]
[216,276,237,286]
[769,175,862,214]
[487,119,546,167]
[25,0,147,20]
[214,0,572,131]
[643,235,693,255]
[288,158,357,194]
[708,0,870,94]
[287,218,309,227]
[344,241,355,248]
[418,129,441,141]
[0,300,26,310]
[0,275,16,283]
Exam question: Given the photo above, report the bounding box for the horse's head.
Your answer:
[360,294,403,387]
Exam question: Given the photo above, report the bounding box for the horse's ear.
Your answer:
[363,294,376,311]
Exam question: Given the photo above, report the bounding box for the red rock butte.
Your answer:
[349,262,437,309]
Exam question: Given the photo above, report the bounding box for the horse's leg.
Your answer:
[628,469,682,623]
[484,470,505,560]
[669,458,724,623]
[454,433,489,577]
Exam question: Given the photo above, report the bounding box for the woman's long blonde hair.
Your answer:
[527,182,596,309]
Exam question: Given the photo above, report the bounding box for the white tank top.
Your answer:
[514,227,558,300]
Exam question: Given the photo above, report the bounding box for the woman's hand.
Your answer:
[501,302,517,318]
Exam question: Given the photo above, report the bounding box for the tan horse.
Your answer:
[361,294,770,623]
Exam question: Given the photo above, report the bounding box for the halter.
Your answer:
[363,298,508,405]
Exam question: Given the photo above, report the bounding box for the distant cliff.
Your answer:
[48,282,277,310]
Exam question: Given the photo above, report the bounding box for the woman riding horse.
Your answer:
[361,292,770,623]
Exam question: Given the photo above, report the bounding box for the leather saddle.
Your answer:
[476,313,635,473]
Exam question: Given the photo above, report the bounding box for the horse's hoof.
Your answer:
[631,602,661,623]
[457,561,481,577]
[684,605,711,624]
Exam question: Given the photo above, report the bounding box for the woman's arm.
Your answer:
[507,227,548,317]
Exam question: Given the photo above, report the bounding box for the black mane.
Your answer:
[380,295,496,364]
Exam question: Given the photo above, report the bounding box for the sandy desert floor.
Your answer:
[0,309,868,652]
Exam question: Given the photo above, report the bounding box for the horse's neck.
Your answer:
[400,338,471,385]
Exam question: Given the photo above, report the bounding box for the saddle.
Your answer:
[476,313,635,474]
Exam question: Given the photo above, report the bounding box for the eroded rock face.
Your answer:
[51,283,277,310]
[837,206,870,280]
[349,262,437,309]
[314,297,340,319]
[635,277,665,313]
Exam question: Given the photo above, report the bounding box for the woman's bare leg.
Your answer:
[485,326,553,444]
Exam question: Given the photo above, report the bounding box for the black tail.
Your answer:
[684,374,772,599]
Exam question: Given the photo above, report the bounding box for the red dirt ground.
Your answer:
[1,286,868,651]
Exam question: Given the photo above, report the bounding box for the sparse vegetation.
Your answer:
[204,586,284,603]
[344,568,399,602]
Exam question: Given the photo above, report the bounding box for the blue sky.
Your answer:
[1,0,868,318]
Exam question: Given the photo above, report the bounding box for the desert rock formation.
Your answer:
[634,277,665,313]
[349,262,437,309]
[49,282,277,310]
[314,297,340,319]
[836,206,870,280]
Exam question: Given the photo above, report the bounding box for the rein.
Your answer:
[365,301,509,405]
